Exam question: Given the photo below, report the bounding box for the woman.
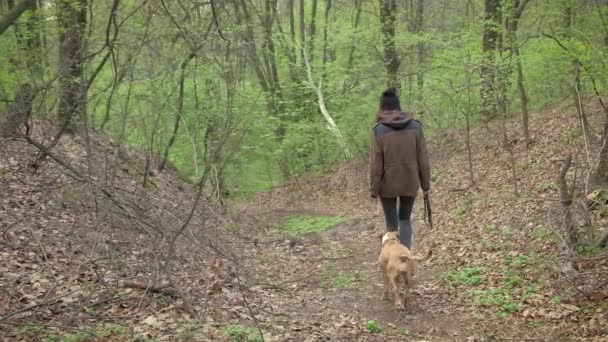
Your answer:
[369,87,431,249]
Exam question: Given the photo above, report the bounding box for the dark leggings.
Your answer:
[380,196,415,249]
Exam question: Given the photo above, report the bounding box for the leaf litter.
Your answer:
[1,100,608,341]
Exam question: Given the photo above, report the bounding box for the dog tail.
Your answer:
[409,249,432,262]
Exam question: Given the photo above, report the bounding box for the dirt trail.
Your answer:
[238,208,504,342]
[235,103,608,341]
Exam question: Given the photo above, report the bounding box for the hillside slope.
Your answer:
[1,99,607,341]
[240,99,608,340]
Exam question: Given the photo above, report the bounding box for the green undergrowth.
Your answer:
[222,324,263,342]
[444,254,548,317]
[280,214,346,236]
[34,323,128,342]
[324,265,362,289]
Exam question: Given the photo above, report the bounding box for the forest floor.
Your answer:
[1,99,608,341]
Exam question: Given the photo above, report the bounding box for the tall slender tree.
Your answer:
[379,0,399,88]
[57,0,88,133]
[480,0,500,120]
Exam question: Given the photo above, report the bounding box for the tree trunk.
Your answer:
[346,0,363,73]
[480,0,500,120]
[158,53,195,172]
[558,154,578,248]
[236,0,289,178]
[299,0,305,67]
[563,3,592,142]
[309,0,318,65]
[415,0,424,107]
[379,0,399,87]
[0,0,34,36]
[343,0,363,92]
[321,0,331,81]
[597,228,608,248]
[57,0,88,134]
[0,83,34,137]
[302,37,349,158]
[506,0,531,144]
[515,45,530,144]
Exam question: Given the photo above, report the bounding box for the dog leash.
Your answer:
[423,192,433,229]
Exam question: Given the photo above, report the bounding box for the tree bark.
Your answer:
[597,228,608,248]
[302,37,350,158]
[408,0,425,111]
[236,0,289,178]
[379,0,399,88]
[480,0,500,120]
[0,83,34,137]
[158,53,195,172]
[346,0,363,73]
[309,0,318,65]
[0,0,34,36]
[56,0,88,134]
[321,0,331,81]
[563,2,592,142]
[506,0,530,144]
[558,154,578,248]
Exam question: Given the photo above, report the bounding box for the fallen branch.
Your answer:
[122,281,178,297]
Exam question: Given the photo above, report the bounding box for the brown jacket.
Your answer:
[369,110,431,198]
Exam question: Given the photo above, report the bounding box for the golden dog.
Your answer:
[378,231,432,309]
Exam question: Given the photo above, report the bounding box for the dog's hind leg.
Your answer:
[381,272,391,300]
[389,276,404,309]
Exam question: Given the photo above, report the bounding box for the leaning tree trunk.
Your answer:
[158,53,195,172]
[379,0,399,88]
[480,0,500,121]
[302,37,350,158]
[56,0,88,134]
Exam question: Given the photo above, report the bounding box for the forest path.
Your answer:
[236,207,498,342]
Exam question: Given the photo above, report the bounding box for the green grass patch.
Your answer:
[453,196,473,222]
[537,181,559,191]
[576,244,603,256]
[503,273,522,289]
[532,227,558,241]
[41,324,127,342]
[471,288,520,317]
[363,320,381,334]
[175,320,201,340]
[280,214,346,236]
[443,267,486,286]
[222,324,262,342]
[397,327,410,336]
[324,266,361,289]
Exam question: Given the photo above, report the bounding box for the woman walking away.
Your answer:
[369,87,431,249]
